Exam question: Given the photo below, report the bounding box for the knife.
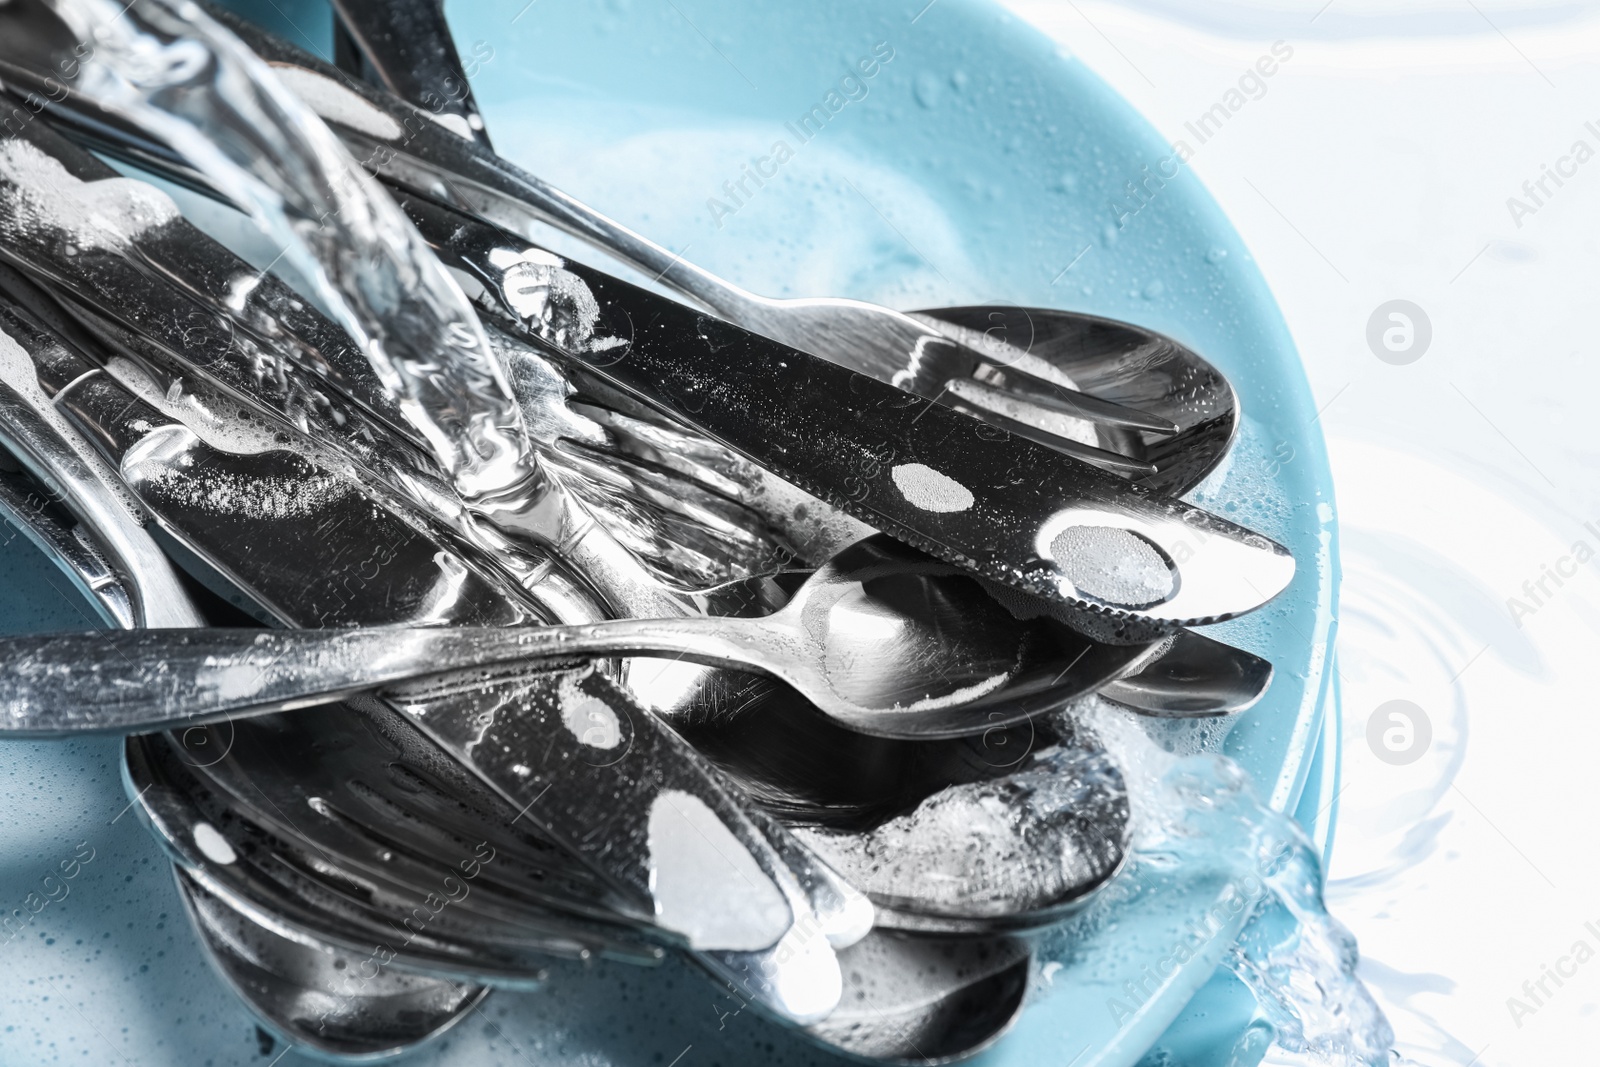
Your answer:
[0,8,1295,638]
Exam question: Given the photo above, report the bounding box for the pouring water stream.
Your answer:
[1058,698,1396,1066]
[41,0,556,526]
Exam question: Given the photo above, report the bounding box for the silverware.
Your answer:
[43,0,536,512]
[177,872,492,1061]
[0,8,1293,1061]
[127,727,664,979]
[167,668,1120,936]
[0,58,867,595]
[155,717,1028,1065]
[0,458,135,628]
[0,306,201,629]
[226,6,1182,476]
[294,6,1238,497]
[0,320,498,1053]
[209,9,1244,500]
[165,741,1033,1065]
[0,297,858,1023]
[0,127,1135,930]
[165,695,681,940]
[1100,627,1274,717]
[14,0,738,672]
[0,295,1113,947]
[0,536,1163,740]
[0,150,1260,735]
[0,28,1295,637]
[387,183,1294,638]
[33,117,845,596]
[0,118,1276,722]
[804,931,1031,1063]
[794,734,1129,933]
[908,305,1238,497]
[3,80,1235,605]
[160,693,856,967]
[0,126,697,629]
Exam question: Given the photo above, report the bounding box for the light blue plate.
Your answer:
[0,1,1337,1063]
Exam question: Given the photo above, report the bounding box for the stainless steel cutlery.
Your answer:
[0,2,1301,1062]
[0,12,1294,636]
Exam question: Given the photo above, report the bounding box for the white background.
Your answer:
[995,2,1600,1064]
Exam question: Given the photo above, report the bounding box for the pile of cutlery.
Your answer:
[0,0,1294,1061]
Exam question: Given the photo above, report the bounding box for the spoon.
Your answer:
[910,305,1238,497]
[312,0,1233,499]
[1101,627,1274,716]
[0,535,1161,740]
[177,872,493,1061]
[793,737,1130,933]
[804,931,1031,1064]
[214,13,1171,473]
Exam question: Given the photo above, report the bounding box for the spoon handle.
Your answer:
[0,621,771,737]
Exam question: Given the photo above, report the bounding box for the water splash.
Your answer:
[42,0,535,502]
[1078,699,1396,1066]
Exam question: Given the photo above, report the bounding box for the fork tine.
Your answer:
[946,397,1160,477]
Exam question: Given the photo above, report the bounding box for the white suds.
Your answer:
[890,462,974,513]
[556,675,623,750]
[0,141,181,251]
[192,821,237,865]
[1050,525,1174,607]
[418,108,475,141]
[647,790,791,950]
[141,464,347,519]
[268,64,405,140]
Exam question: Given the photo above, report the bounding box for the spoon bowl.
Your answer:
[178,874,491,1062]
[912,306,1238,497]
[804,931,1032,1064]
